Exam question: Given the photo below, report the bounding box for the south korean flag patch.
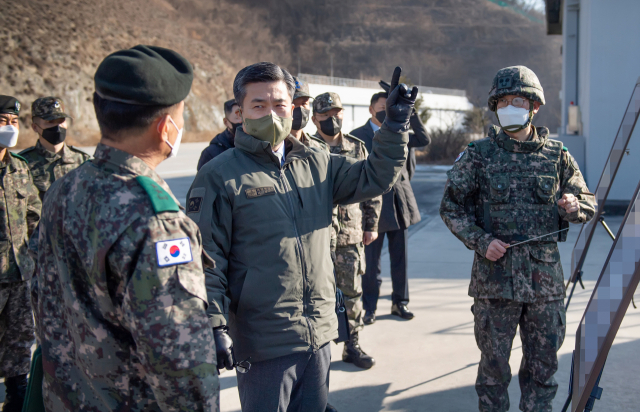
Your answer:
[455,151,466,162]
[156,238,193,267]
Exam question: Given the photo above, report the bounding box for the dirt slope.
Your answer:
[1,0,560,148]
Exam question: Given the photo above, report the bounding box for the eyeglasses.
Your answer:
[496,97,529,109]
[234,357,251,374]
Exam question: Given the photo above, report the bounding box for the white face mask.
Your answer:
[496,105,531,132]
[0,125,19,148]
[165,117,183,158]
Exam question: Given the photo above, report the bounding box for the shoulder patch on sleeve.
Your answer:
[455,151,466,162]
[10,152,28,163]
[156,238,193,267]
[135,176,179,214]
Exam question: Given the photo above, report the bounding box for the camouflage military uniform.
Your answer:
[20,141,90,201]
[34,144,219,411]
[318,132,382,332]
[440,125,596,412]
[0,152,41,379]
[299,131,327,151]
[21,96,90,201]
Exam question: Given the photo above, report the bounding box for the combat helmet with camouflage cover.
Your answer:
[487,66,545,112]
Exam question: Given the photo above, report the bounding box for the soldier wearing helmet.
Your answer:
[440,66,596,411]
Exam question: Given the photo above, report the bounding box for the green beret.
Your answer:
[94,45,193,106]
[0,96,21,115]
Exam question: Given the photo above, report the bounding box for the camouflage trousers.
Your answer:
[334,244,365,333]
[472,298,565,412]
[0,281,35,377]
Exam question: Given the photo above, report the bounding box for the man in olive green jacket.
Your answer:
[188,63,417,412]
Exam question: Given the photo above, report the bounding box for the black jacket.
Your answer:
[197,128,235,171]
[351,113,430,232]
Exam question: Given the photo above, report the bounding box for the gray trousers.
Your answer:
[237,343,331,412]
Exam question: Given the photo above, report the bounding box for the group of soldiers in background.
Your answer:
[0,42,596,412]
[0,96,89,411]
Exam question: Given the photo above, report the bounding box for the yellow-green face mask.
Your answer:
[243,113,292,148]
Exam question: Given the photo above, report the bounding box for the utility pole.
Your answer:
[297,56,301,76]
[419,65,422,86]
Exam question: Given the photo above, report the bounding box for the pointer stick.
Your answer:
[505,228,570,249]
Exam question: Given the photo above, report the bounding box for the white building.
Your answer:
[297,74,473,136]
[547,0,640,208]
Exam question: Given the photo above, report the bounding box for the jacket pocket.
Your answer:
[536,176,556,203]
[489,174,510,203]
[529,244,563,288]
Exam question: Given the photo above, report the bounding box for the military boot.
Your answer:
[342,331,375,369]
[3,373,28,412]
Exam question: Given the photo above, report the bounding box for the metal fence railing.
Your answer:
[297,73,466,98]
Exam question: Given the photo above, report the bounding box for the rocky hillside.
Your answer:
[2,0,560,148]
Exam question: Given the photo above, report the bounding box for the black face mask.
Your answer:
[292,107,310,131]
[228,121,242,136]
[375,110,386,124]
[319,116,342,137]
[41,125,67,145]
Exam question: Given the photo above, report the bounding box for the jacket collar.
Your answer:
[92,143,179,204]
[235,128,316,168]
[34,140,76,164]
[211,128,235,149]
[490,125,547,153]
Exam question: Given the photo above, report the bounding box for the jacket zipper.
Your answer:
[279,167,315,350]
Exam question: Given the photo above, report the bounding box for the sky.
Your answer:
[523,0,546,12]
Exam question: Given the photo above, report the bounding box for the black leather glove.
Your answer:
[382,67,419,134]
[212,326,235,371]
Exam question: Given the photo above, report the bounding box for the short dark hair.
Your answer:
[93,93,176,141]
[233,62,295,108]
[370,92,388,107]
[223,99,238,116]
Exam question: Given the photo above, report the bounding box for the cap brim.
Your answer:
[293,92,312,99]
[315,105,343,114]
[38,113,72,121]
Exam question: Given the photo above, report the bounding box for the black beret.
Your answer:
[0,96,21,115]
[94,45,193,106]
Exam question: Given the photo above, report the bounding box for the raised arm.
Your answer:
[331,67,418,205]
